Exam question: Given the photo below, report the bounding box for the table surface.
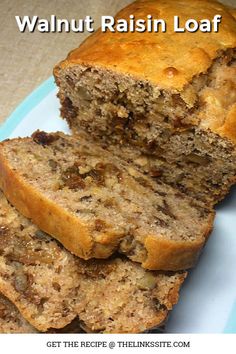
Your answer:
[0,0,235,124]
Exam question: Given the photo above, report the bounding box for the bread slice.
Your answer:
[0,293,85,333]
[0,293,38,333]
[0,190,79,331]
[54,0,236,206]
[0,131,214,270]
[0,191,186,333]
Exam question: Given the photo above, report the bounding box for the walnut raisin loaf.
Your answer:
[54,0,236,205]
[0,132,214,271]
[0,191,186,333]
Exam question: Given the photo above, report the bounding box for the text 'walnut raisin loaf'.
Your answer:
[0,132,214,271]
[0,191,186,333]
[54,0,236,206]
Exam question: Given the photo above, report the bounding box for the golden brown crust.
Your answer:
[0,136,214,271]
[54,0,236,92]
[200,104,236,144]
[217,104,236,143]
[143,219,214,271]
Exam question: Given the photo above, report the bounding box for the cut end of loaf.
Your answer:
[55,48,236,205]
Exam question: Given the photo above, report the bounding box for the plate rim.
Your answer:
[0,76,55,141]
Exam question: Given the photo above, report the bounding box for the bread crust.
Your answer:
[206,104,236,144]
[0,137,214,271]
[54,0,236,92]
[143,225,214,270]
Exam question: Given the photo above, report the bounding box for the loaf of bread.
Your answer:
[0,191,186,333]
[0,131,214,271]
[54,0,236,205]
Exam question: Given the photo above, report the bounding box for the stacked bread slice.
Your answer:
[0,293,83,333]
[0,0,235,333]
[0,190,186,333]
[0,132,213,333]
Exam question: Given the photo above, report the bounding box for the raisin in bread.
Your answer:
[0,191,186,333]
[54,0,236,206]
[0,132,214,271]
